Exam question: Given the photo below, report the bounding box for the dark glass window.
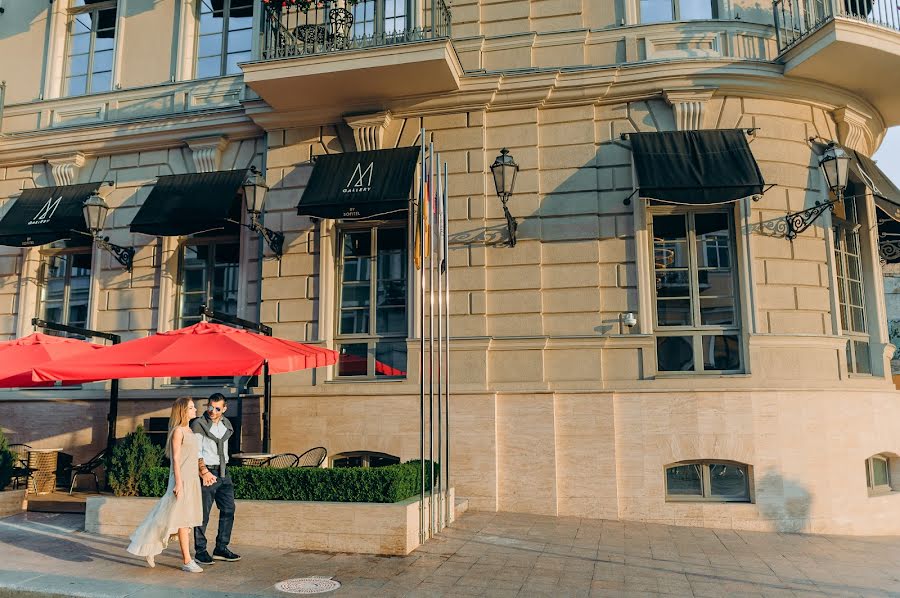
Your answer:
[665,461,751,502]
[65,0,118,96]
[39,251,93,337]
[833,192,871,374]
[196,0,253,78]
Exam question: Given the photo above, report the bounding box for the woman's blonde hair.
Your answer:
[165,397,194,458]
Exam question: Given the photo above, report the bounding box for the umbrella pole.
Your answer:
[263,360,271,453]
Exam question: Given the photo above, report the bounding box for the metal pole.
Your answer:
[428,142,436,539]
[263,360,272,453]
[436,155,443,532]
[442,160,451,525]
[419,128,427,544]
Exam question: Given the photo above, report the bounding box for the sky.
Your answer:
[874,127,900,185]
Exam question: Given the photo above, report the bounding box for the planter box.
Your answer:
[86,488,457,555]
[0,489,26,518]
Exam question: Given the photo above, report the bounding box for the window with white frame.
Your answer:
[335,223,408,379]
[177,238,240,328]
[865,455,893,494]
[195,0,253,79]
[665,460,751,502]
[38,249,93,336]
[64,0,118,97]
[351,0,411,40]
[651,208,742,373]
[639,0,717,23]
[832,190,871,375]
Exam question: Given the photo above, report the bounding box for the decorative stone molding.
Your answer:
[45,151,85,186]
[833,106,872,154]
[663,88,716,131]
[344,112,392,151]
[184,135,228,173]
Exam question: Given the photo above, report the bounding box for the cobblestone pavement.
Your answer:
[0,510,899,597]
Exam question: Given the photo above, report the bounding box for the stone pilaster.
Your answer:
[45,152,85,186]
[663,88,716,131]
[344,111,392,151]
[185,135,228,173]
[833,106,872,154]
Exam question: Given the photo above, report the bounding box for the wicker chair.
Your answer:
[296,447,327,468]
[64,449,106,495]
[8,444,34,491]
[261,453,299,468]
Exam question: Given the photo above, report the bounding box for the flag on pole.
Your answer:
[436,159,445,274]
[414,153,432,270]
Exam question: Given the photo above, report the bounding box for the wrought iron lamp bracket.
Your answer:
[247,214,285,259]
[500,194,517,247]
[96,236,135,271]
[879,236,900,264]
[784,199,838,241]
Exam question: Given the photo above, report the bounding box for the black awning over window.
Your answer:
[0,182,101,247]
[297,146,420,219]
[130,170,246,237]
[630,129,766,204]
[850,150,900,222]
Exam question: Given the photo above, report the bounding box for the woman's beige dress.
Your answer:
[127,428,202,558]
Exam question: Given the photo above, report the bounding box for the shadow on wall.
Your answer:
[0,2,50,41]
[757,471,813,533]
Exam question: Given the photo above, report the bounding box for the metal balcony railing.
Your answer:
[261,0,451,60]
[774,0,900,52]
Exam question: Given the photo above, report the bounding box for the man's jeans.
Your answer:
[194,466,235,553]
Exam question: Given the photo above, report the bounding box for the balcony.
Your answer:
[773,0,900,125]
[241,0,462,118]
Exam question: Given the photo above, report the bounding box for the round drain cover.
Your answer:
[275,577,342,594]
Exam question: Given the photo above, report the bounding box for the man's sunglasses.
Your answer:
[207,405,224,413]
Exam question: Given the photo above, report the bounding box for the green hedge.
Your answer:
[138,460,439,503]
[0,429,15,491]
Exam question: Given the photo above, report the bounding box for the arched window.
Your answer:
[665,460,751,502]
[865,454,894,495]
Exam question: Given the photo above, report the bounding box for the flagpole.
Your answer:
[443,160,451,525]
[436,155,444,531]
[418,128,426,545]
[428,142,436,540]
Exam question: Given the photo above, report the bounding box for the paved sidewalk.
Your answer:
[0,510,899,597]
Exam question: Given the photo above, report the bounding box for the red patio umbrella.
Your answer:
[31,321,338,382]
[0,333,104,388]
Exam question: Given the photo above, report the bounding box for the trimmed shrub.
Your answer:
[108,426,164,497]
[0,430,14,491]
[138,460,439,503]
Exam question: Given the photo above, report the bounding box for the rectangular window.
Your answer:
[833,193,871,375]
[351,0,410,40]
[335,224,408,379]
[639,0,716,23]
[665,461,751,502]
[38,251,93,337]
[196,0,253,79]
[65,0,117,97]
[865,455,892,494]
[651,209,742,373]
[178,239,240,327]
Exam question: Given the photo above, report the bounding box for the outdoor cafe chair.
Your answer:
[296,447,327,468]
[261,453,299,468]
[8,444,35,491]
[65,449,106,495]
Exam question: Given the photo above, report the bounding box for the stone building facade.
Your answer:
[1,0,899,535]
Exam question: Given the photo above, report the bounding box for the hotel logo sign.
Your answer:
[343,162,374,194]
[28,196,62,226]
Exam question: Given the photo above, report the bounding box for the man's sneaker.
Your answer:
[212,547,241,561]
[181,560,204,573]
[194,550,214,565]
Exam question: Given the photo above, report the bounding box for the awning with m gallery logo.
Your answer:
[629,129,766,204]
[296,147,420,219]
[0,182,101,247]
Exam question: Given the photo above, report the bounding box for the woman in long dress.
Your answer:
[127,397,204,572]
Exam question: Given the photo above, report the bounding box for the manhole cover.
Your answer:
[275,577,342,594]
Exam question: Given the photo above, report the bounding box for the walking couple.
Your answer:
[126,393,241,572]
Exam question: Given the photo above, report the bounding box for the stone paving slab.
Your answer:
[0,510,899,597]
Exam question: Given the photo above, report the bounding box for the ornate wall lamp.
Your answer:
[490,148,519,247]
[82,189,136,271]
[242,166,284,258]
[785,142,851,240]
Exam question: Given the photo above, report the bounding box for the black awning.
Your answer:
[297,146,420,219]
[630,129,766,204]
[0,182,101,247]
[850,150,900,221]
[130,170,246,236]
